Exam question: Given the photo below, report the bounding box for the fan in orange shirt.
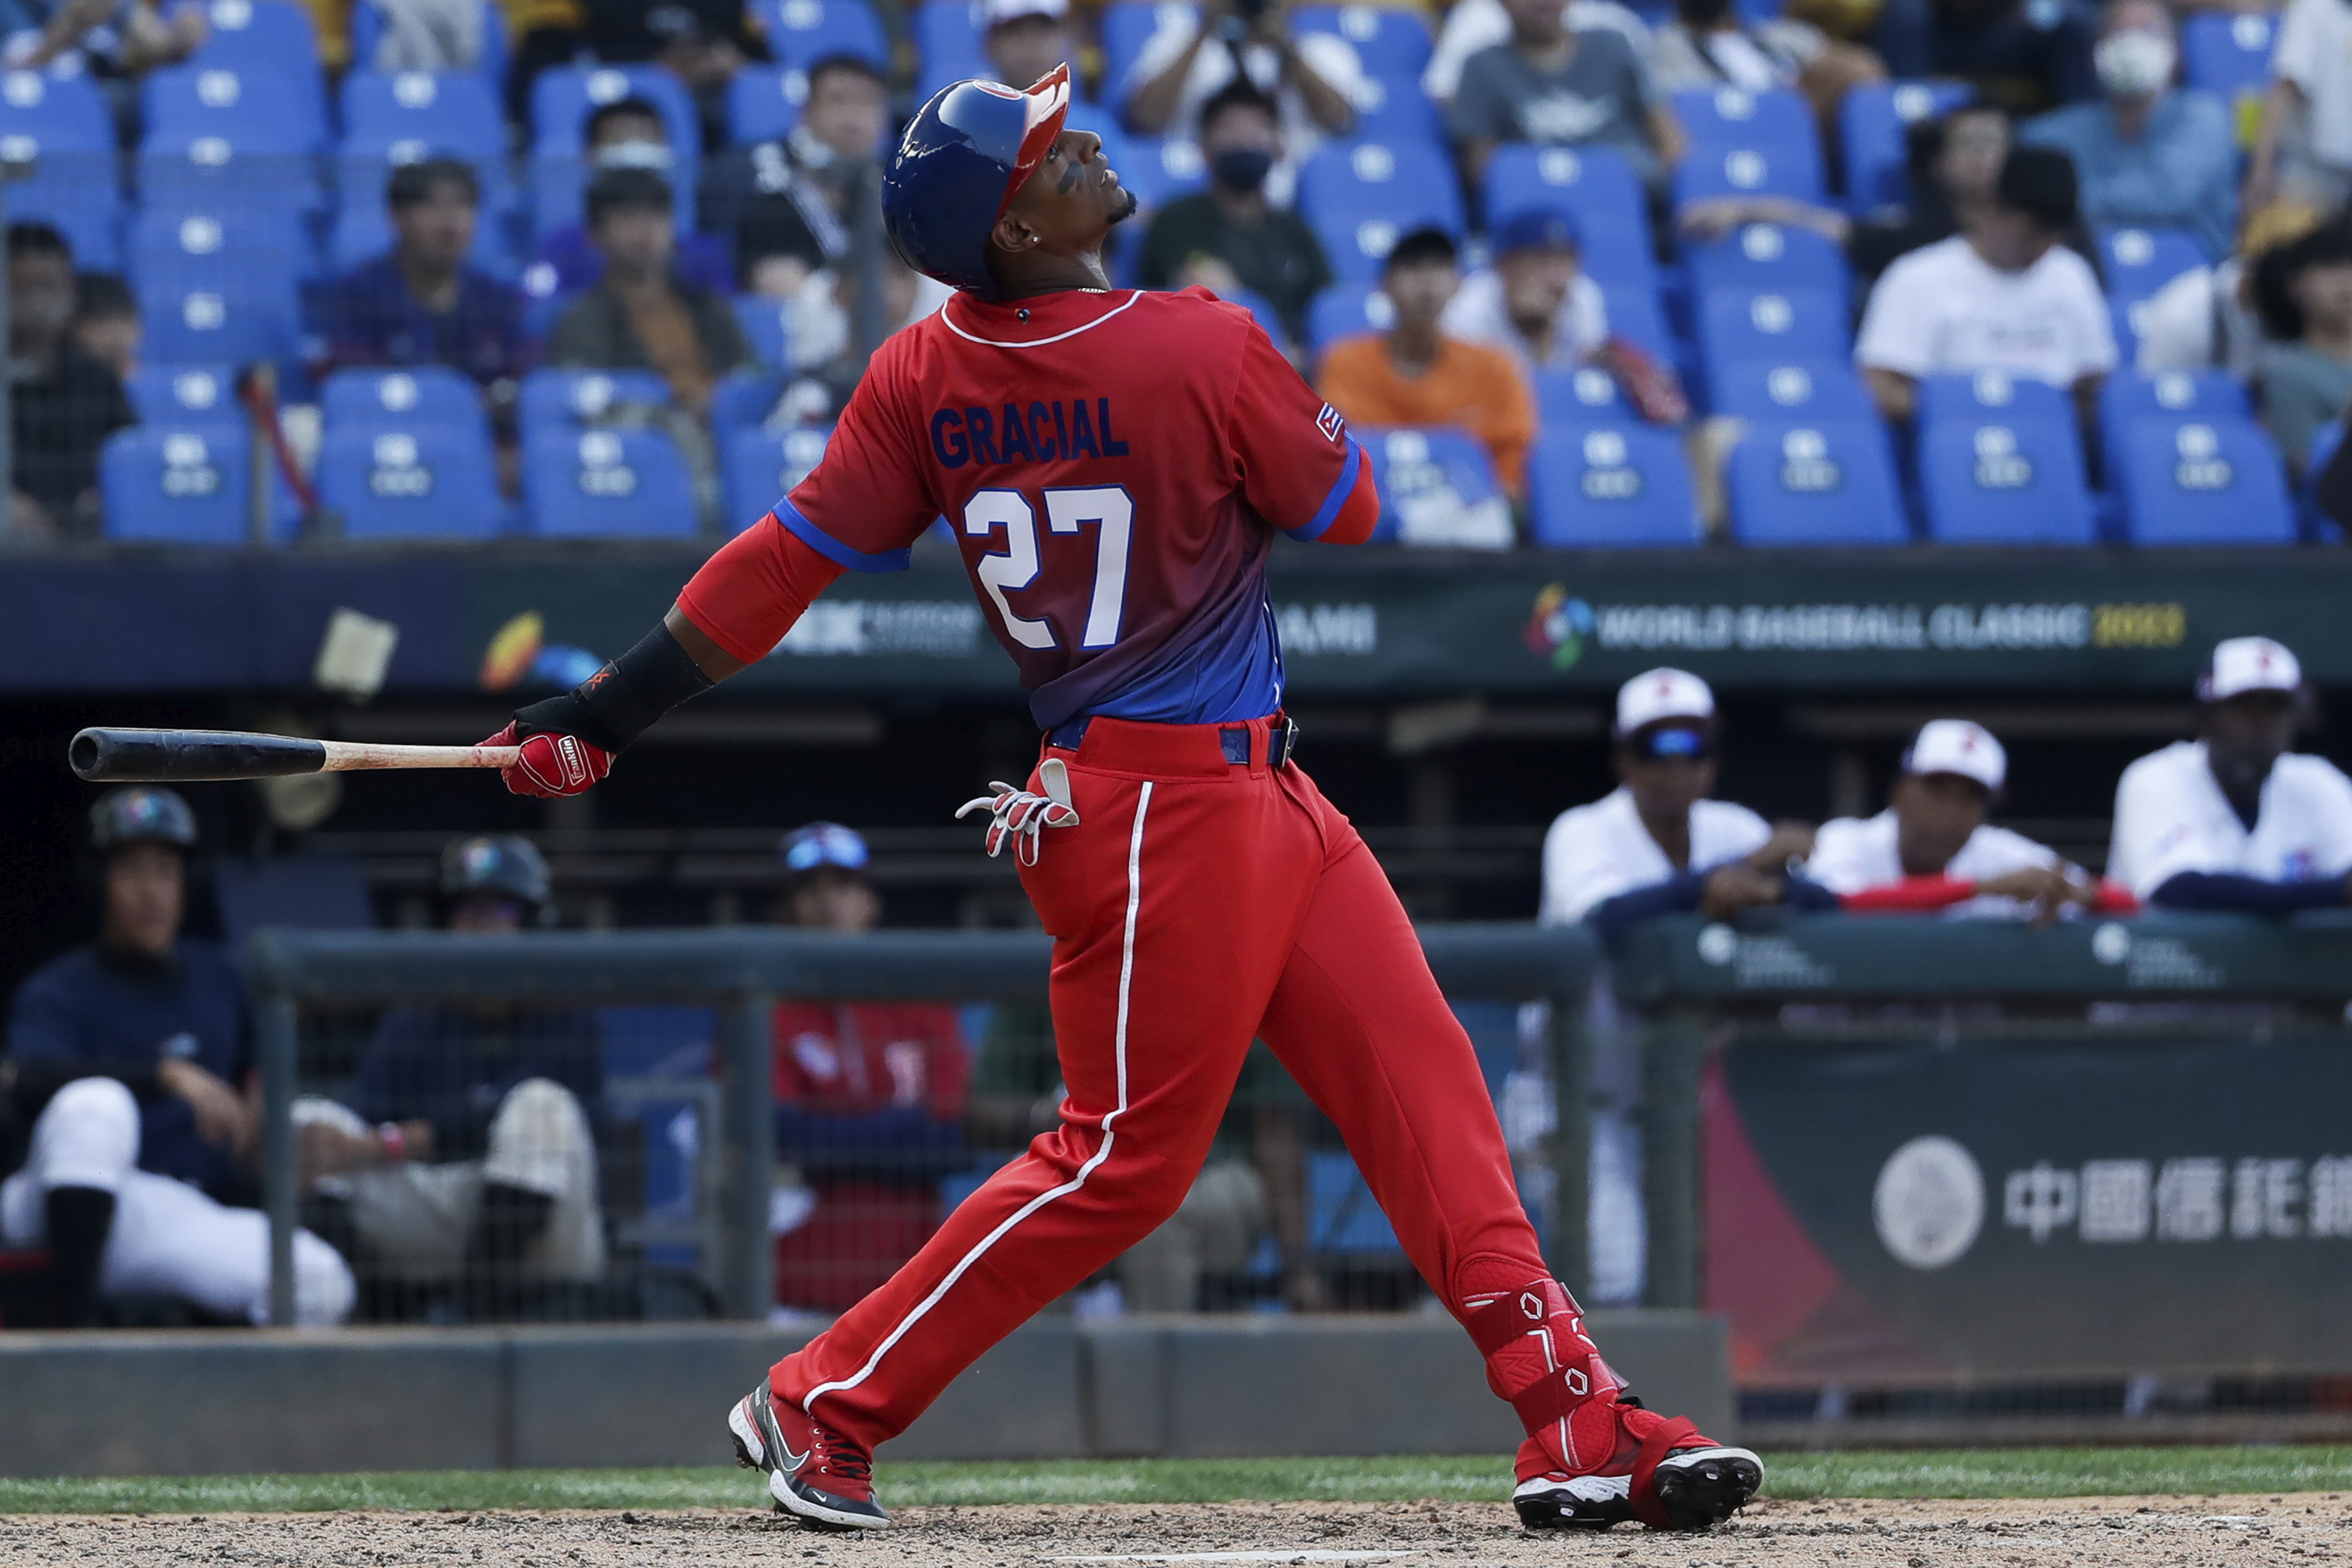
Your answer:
[1314,226,1540,497]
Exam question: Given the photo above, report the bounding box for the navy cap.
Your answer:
[1492,207,1581,257]
[781,821,870,875]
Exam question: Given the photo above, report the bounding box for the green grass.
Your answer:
[5,1449,2352,1516]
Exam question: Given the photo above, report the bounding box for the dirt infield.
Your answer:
[3,1492,2347,1566]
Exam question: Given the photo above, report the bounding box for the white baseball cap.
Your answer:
[980,0,1067,25]
[2199,636,2302,701]
[1903,718,2006,791]
[1615,667,1715,736]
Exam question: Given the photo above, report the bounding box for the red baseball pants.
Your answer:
[771,714,1566,1448]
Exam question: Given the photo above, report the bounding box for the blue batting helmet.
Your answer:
[883,64,1072,296]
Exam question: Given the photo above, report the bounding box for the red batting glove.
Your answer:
[482,720,612,798]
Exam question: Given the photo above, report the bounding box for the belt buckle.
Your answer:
[1269,716,1299,770]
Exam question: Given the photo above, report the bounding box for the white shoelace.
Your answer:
[955,756,1081,867]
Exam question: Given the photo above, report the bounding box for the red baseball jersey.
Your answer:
[771,1000,972,1119]
[768,287,1371,732]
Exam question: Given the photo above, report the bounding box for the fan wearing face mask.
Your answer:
[2018,0,2235,262]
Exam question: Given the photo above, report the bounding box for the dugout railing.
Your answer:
[241,923,1598,1331]
[1611,911,2352,1441]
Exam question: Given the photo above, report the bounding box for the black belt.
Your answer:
[1222,716,1300,769]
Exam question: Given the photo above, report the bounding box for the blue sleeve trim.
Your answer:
[773,497,913,573]
[2149,871,2348,913]
[1284,437,1364,542]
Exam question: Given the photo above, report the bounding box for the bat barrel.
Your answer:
[70,728,330,783]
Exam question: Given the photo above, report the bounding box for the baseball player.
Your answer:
[1806,720,2133,919]
[2109,637,2352,909]
[476,68,1758,1535]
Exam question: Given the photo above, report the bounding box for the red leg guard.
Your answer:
[1463,1279,1625,1474]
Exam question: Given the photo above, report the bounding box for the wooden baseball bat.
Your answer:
[70,727,519,783]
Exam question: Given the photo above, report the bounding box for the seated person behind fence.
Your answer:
[2253,223,2352,477]
[1138,81,1333,350]
[1854,145,2114,431]
[1,788,352,1327]
[1805,719,2132,918]
[1447,0,1685,190]
[8,222,133,542]
[310,159,530,397]
[765,824,975,1314]
[1844,102,2011,287]
[295,836,605,1321]
[1542,668,1827,942]
[71,271,138,381]
[548,167,753,422]
[703,54,890,300]
[1316,228,1539,501]
[528,97,733,302]
[2109,637,2352,914]
[1440,207,1606,375]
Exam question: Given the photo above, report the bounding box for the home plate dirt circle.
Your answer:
[5,1493,2349,1565]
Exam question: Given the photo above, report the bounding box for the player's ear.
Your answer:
[989,209,1037,257]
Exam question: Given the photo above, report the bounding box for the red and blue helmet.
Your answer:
[883,64,1072,296]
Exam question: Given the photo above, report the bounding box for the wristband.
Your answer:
[514,620,714,753]
[377,1122,405,1162]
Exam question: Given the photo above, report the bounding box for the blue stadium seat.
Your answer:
[185,0,326,143]
[341,70,505,162]
[1696,287,1846,391]
[1528,423,1700,547]
[1309,1151,1400,1252]
[1102,2,1191,93]
[1916,367,2073,431]
[913,0,985,90]
[130,205,311,295]
[723,424,833,531]
[1220,287,1290,346]
[2302,420,2343,540]
[529,66,700,172]
[1484,144,1645,239]
[733,295,793,370]
[1359,427,1513,546]
[1339,73,1443,144]
[1307,282,1390,352]
[1598,284,1672,360]
[0,65,109,148]
[1725,420,1909,544]
[1673,141,1826,207]
[1298,139,1464,283]
[1919,415,2095,543]
[142,64,319,154]
[2115,417,2294,544]
[125,364,238,424]
[317,425,504,539]
[727,67,807,145]
[712,370,788,436]
[1671,86,1815,151]
[321,366,489,439]
[2182,11,2274,112]
[1533,363,1627,423]
[520,368,673,430]
[757,0,889,69]
[1292,4,1431,81]
[139,287,297,369]
[524,426,697,537]
[9,176,124,271]
[1710,358,1874,422]
[1565,214,1656,294]
[1839,80,1971,211]
[136,143,321,219]
[2098,225,2210,294]
[0,70,124,266]
[101,425,253,544]
[2100,369,2252,483]
[1099,132,1205,212]
[1685,223,1851,311]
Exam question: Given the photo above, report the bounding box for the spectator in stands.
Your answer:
[295,837,606,1321]
[703,54,889,300]
[530,97,733,300]
[1804,720,2125,920]
[983,0,1072,92]
[1542,668,1825,943]
[2109,637,2352,913]
[1854,145,2114,429]
[1121,0,1360,155]
[2018,0,2235,262]
[1644,0,1885,134]
[2253,223,2352,475]
[548,167,752,421]
[5,0,204,84]
[70,272,138,382]
[1845,101,2010,285]
[1425,0,1657,108]
[1869,0,2097,118]
[764,824,975,1314]
[364,0,491,72]
[1137,81,1333,346]
[581,0,766,102]
[2249,0,2352,213]
[1316,227,1540,499]
[310,159,529,399]
[771,249,953,422]
[7,222,131,543]
[1,788,352,1327]
[2134,200,2319,377]
[1448,0,1685,189]
[1440,206,1606,374]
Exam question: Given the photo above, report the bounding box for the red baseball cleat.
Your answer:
[1511,1394,1762,1532]
[728,1381,887,1530]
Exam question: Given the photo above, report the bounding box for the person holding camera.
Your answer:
[1121,0,1361,165]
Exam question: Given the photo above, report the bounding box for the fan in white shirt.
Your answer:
[1541,667,1819,937]
[1805,720,2115,920]
[1440,207,1609,374]
[2109,637,2352,911]
[1854,144,2116,428]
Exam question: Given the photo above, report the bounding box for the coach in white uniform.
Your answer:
[2109,637,2352,909]
[1807,719,2096,918]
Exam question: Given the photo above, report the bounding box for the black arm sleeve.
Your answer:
[2147,871,2350,913]
[510,619,714,753]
